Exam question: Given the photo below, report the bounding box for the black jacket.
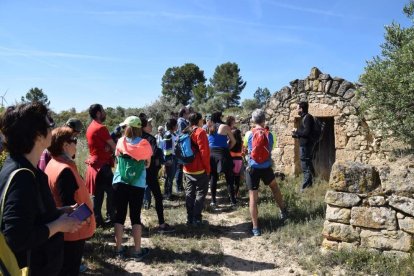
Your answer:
[293,113,314,146]
[0,155,63,275]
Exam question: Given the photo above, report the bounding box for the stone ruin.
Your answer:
[265,67,414,256]
[265,67,392,180]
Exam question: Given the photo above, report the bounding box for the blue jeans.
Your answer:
[300,145,315,190]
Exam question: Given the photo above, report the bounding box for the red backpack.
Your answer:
[251,128,270,163]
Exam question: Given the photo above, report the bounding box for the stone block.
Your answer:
[326,205,351,223]
[398,216,414,234]
[360,229,412,252]
[329,161,380,193]
[337,81,353,96]
[388,195,414,216]
[325,190,361,207]
[350,207,397,230]
[309,67,321,80]
[338,242,359,251]
[329,80,341,94]
[343,88,355,100]
[367,196,386,207]
[322,221,360,242]
[313,79,320,91]
[378,158,414,194]
[321,238,339,251]
[383,250,410,259]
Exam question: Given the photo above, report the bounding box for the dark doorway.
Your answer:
[313,117,335,180]
[294,117,336,180]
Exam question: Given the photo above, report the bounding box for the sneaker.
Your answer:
[158,223,175,233]
[131,247,150,261]
[115,246,126,259]
[79,263,88,273]
[252,228,261,236]
[280,208,288,223]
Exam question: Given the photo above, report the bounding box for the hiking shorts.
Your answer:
[245,166,275,191]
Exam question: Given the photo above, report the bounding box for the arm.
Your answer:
[294,115,313,138]
[56,168,78,206]
[106,139,116,152]
[197,129,211,174]
[218,124,236,149]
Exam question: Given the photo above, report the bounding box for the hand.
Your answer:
[60,203,78,214]
[56,213,83,233]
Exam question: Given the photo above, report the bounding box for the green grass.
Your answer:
[73,140,413,275]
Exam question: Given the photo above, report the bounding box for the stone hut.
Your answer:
[265,67,386,180]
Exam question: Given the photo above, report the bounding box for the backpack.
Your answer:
[174,128,197,164]
[250,128,270,163]
[117,154,145,184]
[1,169,33,276]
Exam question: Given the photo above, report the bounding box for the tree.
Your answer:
[241,98,259,111]
[161,63,207,106]
[209,62,246,108]
[21,87,50,106]
[253,87,271,107]
[359,0,414,147]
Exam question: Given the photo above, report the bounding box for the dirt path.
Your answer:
[93,195,309,276]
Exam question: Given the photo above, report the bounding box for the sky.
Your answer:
[0,0,411,113]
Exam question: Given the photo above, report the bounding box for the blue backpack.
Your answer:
[174,128,197,164]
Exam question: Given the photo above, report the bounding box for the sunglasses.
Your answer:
[67,137,78,145]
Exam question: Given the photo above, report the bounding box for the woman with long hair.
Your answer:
[226,116,243,198]
[207,111,237,207]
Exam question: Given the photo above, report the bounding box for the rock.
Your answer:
[398,216,414,234]
[313,79,320,91]
[378,158,414,194]
[337,81,353,97]
[343,88,356,100]
[388,195,414,216]
[326,205,351,223]
[325,191,361,207]
[329,161,380,193]
[329,80,341,94]
[360,229,412,252]
[322,221,360,242]
[309,67,321,80]
[324,80,332,93]
[338,242,359,251]
[383,250,410,259]
[368,196,386,207]
[350,207,397,230]
[318,74,331,81]
[321,238,339,250]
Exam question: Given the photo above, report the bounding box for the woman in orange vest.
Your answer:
[45,126,96,276]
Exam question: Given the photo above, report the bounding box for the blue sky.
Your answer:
[0,0,411,112]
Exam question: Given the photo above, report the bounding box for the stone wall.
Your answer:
[321,158,414,257]
[265,67,393,178]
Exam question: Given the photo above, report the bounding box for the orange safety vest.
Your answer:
[46,157,96,241]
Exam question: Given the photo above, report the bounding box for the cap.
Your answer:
[205,114,212,121]
[148,118,153,122]
[65,118,83,132]
[119,116,142,128]
[158,126,164,131]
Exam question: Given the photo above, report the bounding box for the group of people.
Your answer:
[0,100,318,275]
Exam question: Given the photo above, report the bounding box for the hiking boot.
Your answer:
[280,208,288,223]
[115,246,126,259]
[131,248,150,261]
[157,223,175,233]
[252,228,261,236]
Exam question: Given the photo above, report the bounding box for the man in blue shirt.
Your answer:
[244,109,288,236]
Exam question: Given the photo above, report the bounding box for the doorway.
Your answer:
[294,117,336,180]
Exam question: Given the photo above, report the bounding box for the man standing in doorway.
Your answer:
[292,101,315,192]
[85,104,116,227]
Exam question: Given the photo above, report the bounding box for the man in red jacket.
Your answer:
[183,112,210,226]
